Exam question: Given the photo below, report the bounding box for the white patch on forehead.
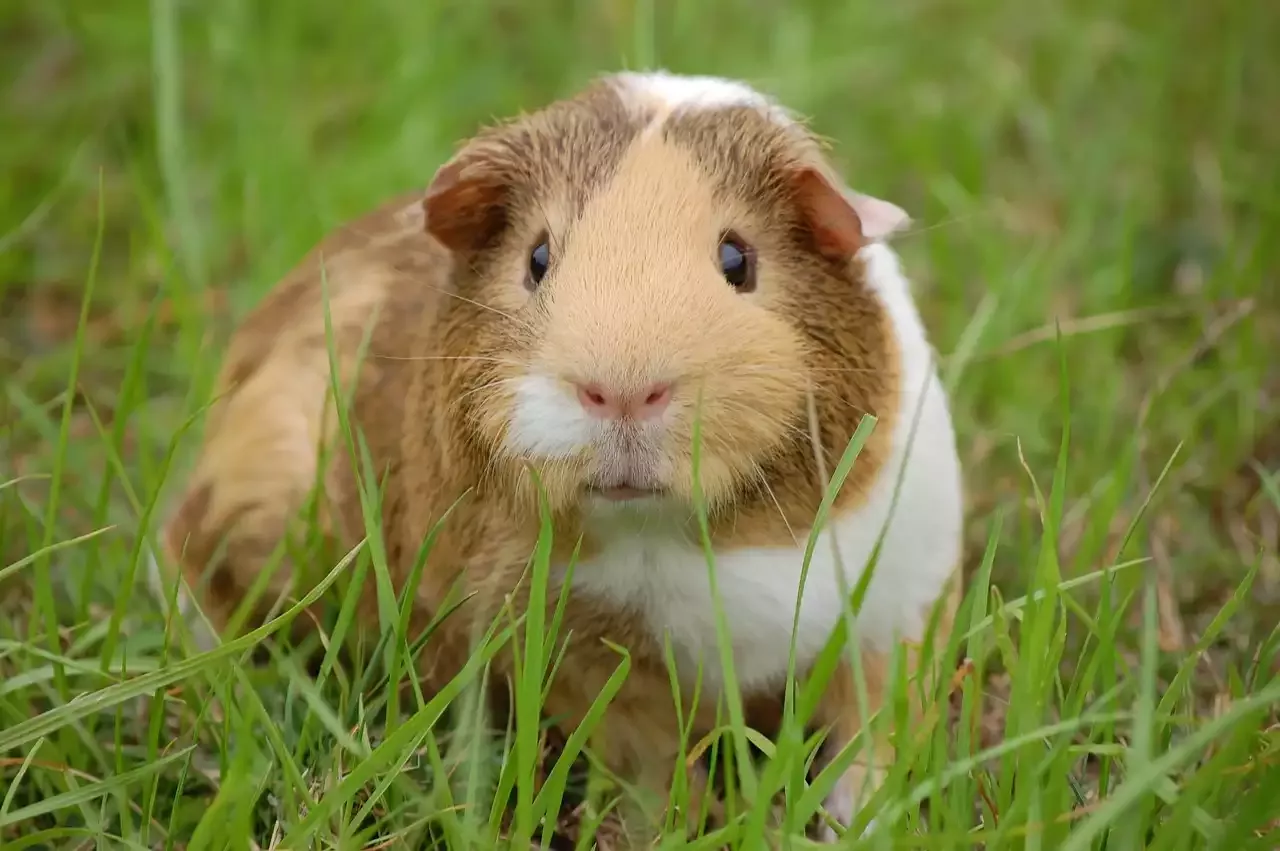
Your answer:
[611,70,792,133]
[616,70,769,111]
[505,373,602,458]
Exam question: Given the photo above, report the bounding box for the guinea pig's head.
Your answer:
[425,72,909,522]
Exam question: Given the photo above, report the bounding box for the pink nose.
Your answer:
[575,381,673,420]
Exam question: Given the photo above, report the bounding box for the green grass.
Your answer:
[2,0,1279,847]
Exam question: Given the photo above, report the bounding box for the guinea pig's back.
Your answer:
[149,194,447,646]
[217,194,443,401]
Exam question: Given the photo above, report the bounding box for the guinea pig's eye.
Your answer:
[526,237,551,291]
[719,233,756,292]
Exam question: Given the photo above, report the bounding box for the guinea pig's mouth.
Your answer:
[584,483,666,502]
[583,441,672,502]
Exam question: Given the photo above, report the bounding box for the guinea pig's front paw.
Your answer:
[145,548,219,653]
[816,771,878,843]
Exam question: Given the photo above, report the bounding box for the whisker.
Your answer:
[533,198,566,258]
[890,208,998,241]
[806,382,847,570]
[445,290,525,326]
[710,397,808,435]
[714,384,876,427]
[802,366,888,376]
[373,353,526,368]
[752,463,798,545]
[421,277,536,333]
[708,397,837,469]
[485,444,516,488]
[449,377,518,416]
[828,396,874,420]
[719,364,885,378]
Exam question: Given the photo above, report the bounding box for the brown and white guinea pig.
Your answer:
[146,70,965,841]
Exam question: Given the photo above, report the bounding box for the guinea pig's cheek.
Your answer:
[503,373,602,459]
[667,452,737,506]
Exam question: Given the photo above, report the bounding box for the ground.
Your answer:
[1,0,1278,848]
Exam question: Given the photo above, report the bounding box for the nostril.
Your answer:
[573,380,673,420]
[634,382,673,419]
[642,384,672,409]
[575,383,612,413]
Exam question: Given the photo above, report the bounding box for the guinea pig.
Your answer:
[146,70,965,842]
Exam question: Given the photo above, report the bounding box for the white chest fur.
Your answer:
[558,244,964,694]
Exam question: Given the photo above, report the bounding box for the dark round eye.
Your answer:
[527,238,550,290]
[719,233,756,292]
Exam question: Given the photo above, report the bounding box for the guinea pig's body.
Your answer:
[148,71,964,841]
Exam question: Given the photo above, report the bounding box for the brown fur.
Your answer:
[152,74,960,842]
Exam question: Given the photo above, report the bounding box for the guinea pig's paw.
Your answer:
[816,818,878,845]
[815,772,877,843]
[145,548,219,653]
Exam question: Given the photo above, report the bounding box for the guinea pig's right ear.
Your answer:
[788,165,911,260]
[422,144,510,253]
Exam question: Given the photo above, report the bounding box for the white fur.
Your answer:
[819,773,877,842]
[613,70,792,131]
[559,243,963,694]
[616,70,770,112]
[505,373,603,458]
[145,548,219,652]
[615,71,909,245]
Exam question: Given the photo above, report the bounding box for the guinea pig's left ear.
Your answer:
[789,166,910,260]
[422,142,511,254]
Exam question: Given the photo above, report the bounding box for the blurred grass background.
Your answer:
[1,0,1278,844]
[4,0,1275,644]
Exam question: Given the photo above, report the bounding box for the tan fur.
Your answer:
[152,74,960,843]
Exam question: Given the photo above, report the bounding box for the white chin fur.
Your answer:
[504,373,602,459]
[557,241,964,694]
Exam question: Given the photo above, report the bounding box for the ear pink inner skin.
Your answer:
[846,191,911,241]
[789,162,912,252]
